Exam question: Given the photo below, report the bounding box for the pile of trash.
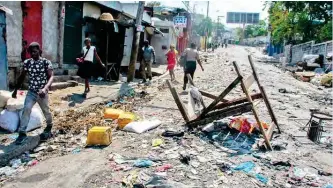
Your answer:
[200,116,271,155]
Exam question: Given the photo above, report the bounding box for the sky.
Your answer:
[159,0,269,28]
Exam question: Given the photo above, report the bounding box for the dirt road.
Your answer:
[2,46,332,188]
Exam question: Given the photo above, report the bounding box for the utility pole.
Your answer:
[204,1,209,52]
[217,15,224,44]
[127,1,145,82]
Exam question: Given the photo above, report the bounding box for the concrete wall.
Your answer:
[284,40,332,65]
[243,36,268,46]
[42,1,59,63]
[2,2,22,66]
[290,41,314,64]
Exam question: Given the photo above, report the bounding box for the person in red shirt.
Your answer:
[165,44,178,81]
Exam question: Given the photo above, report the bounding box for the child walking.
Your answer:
[165,44,178,81]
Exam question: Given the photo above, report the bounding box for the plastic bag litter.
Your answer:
[0,90,11,108]
[123,119,161,133]
[310,75,322,86]
[0,109,19,132]
[19,107,44,132]
[321,72,332,87]
[119,83,135,98]
[133,159,153,168]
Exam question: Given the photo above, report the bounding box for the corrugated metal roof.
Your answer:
[94,1,123,12]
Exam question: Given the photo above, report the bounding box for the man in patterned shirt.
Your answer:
[12,42,54,144]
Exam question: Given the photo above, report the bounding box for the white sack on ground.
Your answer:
[19,107,44,132]
[0,90,11,108]
[123,120,162,133]
[0,109,19,132]
[6,97,25,111]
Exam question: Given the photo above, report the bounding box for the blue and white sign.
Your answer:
[173,16,187,28]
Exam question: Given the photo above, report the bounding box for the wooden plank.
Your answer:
[199,90,229,102]
[244,74,255,90]
[167,80,190,122]
[199,76,242,118]
[186,74,206,108]
[185,74,228,102]
[233,61,273,151]
[266,122,276,140]
[213,93,262,110]
[187,103,252,127]
[259,86,281,133]
[248,55,261,85]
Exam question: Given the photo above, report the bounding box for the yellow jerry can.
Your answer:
[86,126,112,146]
[118,112,136,129]
[103,108,124,119]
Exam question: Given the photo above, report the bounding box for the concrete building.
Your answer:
[150,17,178,64]
[1,1,60,88]
[2,1,127,87]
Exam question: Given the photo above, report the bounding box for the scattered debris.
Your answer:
[152,139,163,147]
[133,160,153,168]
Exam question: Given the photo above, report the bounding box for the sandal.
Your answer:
[162,130,185,137]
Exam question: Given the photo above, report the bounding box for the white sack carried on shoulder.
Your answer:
[123,120,162,134]
[0,109,19,133]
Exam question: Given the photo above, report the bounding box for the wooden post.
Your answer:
[248,55,281,133]
[127,1,145,82]
[57,1,65,69]
[105,29,109,80]
[213,93,262,110]
[233,61,273,150]
[167,80,190,122]
[204,1,209,52]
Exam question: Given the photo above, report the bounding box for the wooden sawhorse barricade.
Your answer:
[167,55,281,150]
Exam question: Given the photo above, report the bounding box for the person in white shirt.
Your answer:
[77,38,104,95]
[182,43,204,90]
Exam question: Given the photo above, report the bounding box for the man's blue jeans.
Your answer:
[18,91,53,133]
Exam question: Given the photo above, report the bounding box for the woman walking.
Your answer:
[165,44,178,81]
[183,43,204,90]
[77,38,104,95]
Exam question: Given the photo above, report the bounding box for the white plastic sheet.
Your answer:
[123,120,161,134]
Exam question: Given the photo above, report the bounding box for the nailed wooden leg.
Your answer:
[233,61,273,151]
[199,76,242,118]
[167,80,190,122]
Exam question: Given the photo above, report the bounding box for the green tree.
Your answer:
[192,17,214,37]
[146,1,161,7]
[235,27,244,41]
[267,1,332,44]
[244,20,268,38]
[319,21,333,42]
